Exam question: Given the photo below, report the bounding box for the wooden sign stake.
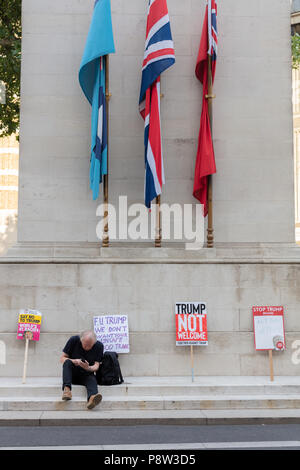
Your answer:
[22,337,30,384]
[22,330,34,384]
[269,350,274,382]
[191,346,194,382]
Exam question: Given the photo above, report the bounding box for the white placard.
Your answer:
[93,315,130,353]
[253,306,286,351]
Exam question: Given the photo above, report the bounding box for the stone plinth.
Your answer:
[1,245,300,377]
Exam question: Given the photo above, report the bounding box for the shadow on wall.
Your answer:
[0,215,17,256]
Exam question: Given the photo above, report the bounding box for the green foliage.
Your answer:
[292,33,300,70]
[0,0,21,138]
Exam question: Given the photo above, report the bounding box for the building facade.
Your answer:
[292,0,300,242]
[0,135,18,235]
[0,0,298,378]
[0,135,18,259]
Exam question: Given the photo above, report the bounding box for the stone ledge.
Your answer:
[1,242,300,264]
[1,409,300,427]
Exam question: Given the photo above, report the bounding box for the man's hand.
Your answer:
[72,359,90,371]
[79,359,90,371]
[72,359,82,367]
[71,359,99,373]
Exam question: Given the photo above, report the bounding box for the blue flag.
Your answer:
[79,0,115,200]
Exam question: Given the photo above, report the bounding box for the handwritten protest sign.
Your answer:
[93,315,130,353]
[253,306,286,351]
[17,309,42,342]
[253,306,285,382]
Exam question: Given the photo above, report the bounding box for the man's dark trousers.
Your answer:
[62,360,98,401]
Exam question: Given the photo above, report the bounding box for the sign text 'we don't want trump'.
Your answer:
[175,302,208,346]
[93,315,130,354]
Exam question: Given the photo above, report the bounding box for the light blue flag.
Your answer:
[79,0,115,200]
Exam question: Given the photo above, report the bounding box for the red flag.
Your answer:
[193,1,217,217]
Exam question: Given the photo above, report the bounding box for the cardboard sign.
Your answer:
[253,306,286,351]
[17,309,42,342]
[93,315,130,353]
[175,302,208,346]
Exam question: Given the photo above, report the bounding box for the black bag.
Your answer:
[96,351,124,385]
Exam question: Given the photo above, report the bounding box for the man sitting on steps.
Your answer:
[60,330,104,410]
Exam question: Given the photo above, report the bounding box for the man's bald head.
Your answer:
[80,330,97,351]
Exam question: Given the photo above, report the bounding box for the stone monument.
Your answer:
[0,0,298,378]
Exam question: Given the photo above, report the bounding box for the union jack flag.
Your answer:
[207,0,218,60]
[139,0,175,208]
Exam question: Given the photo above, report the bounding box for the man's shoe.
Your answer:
[87,393,102,409]
[62,387,72,401]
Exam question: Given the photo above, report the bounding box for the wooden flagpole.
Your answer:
[103,54,111,248]
[155,195,162,247]
[206,55,215,248]
[154,87,164,248]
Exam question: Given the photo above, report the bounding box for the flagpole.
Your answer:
[206,55,215,248]
[155,87,164,249]
[155,195,162,247]
[103,54,111,248]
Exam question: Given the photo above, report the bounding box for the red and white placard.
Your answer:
[253,306,286,351]
[175,302,207,346]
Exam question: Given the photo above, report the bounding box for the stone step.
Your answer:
[2,385,295,398]
[2,409,300,427]
[1,395,300,412]
[1,377,300,425]
[1,377,300,398]
[1,377,300,417]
